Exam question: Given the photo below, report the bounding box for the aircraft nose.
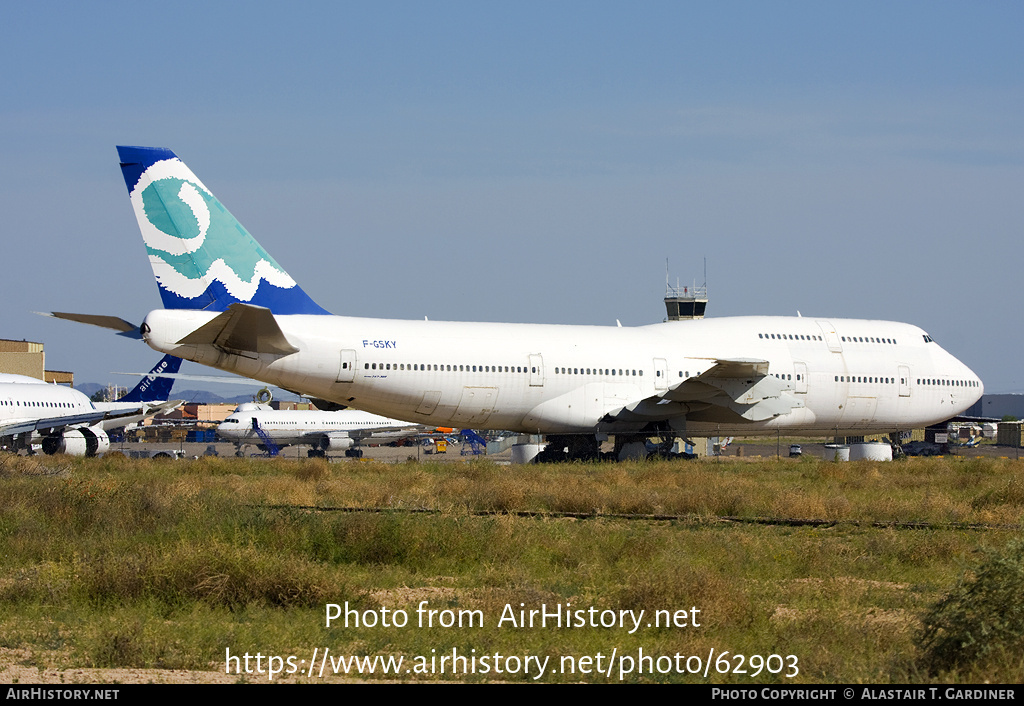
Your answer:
[957,357,984,405]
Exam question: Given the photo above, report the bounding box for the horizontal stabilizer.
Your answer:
[112,371,276,387]
[42,312,142,339]
[177,303,298,356]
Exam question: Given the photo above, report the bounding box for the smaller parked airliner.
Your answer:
[0,355,183,456]
[218,403,424,457]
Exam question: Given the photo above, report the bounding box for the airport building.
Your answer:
[0,338,74,385]
[157,403,237,423]
[967,394,1024,421]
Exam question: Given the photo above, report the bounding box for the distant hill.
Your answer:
[170,389,256,405]
[76,381,255,405]
[76,382,103,399]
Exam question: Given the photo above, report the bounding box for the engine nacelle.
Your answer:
[235,402,272,412]
[41,427,111,457]
[317,432,354,451]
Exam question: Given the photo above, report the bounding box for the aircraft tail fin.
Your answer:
[117,354,182,403]
[116,146,330,315]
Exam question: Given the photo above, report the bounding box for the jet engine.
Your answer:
[316,432,354,451]
[41,426,111,457]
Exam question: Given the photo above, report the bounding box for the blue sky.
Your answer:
[2,1,1022,393]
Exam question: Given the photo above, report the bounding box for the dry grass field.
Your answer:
[0,452,1022,683]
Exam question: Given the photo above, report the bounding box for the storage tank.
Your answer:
[824,444,850,461]
[849,442,893,461]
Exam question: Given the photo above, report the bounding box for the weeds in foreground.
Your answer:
[916,539,1024,676]
[0,454,1022,681]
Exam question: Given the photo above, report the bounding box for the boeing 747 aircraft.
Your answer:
[0,354,183,456]
[53,146,984,459]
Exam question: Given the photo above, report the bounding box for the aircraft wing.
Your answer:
[0,411,108,437]
[350,424,425,440]
[82,400,185,432]
[299,422,426,442]
[605,358,803,426]
[684,358,771,379]
[145,400,185,416]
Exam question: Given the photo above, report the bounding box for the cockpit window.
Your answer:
[923,335,934,343]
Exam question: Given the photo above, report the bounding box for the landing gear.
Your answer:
[533,434,602,462]
[613,433,649,461]
[645,436,678,460]
[529,433,698,463]
[889,431,906,459]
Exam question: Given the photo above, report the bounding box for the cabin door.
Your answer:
[898,365,911,397]
[336,349,356,383]
[529,354,544,387]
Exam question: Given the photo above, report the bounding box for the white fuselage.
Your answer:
[218,404,421,446]
[0,375,98,430]
[143,311,983,437]
[0,374,175,441]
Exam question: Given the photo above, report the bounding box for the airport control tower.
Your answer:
[664,282,707,320]
[664,258,708,321]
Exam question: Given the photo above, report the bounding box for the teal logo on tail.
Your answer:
[117,146,329,315]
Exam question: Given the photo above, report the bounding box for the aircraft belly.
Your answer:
[520,383,628,433]
[841,396,878,428]
[415,391,442,415]
[449,387,498,425]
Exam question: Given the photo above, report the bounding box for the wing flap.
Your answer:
[606,358,803,425]
[691,358,771,379]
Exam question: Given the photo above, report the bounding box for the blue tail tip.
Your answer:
[117,146,178,192]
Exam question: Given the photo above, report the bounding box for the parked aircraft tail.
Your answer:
[116,146,330,316]
[117,354,182,403]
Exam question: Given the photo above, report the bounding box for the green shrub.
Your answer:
[917,539,1024,674]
